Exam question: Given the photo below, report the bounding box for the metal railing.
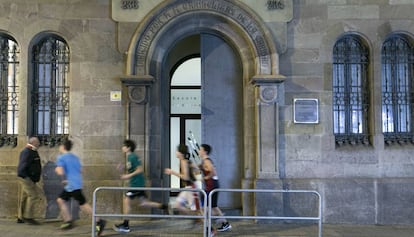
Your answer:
[92,187,323,237]
[92,187,208,237]
[207,189,323,237]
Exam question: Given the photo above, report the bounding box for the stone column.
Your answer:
[251,75,285,219]
[120,74,154,178]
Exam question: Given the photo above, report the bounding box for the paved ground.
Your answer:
[1,218,414,237]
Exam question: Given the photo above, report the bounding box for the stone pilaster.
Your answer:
[251,75,285,179]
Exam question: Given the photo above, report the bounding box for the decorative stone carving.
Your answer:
[130,0,277,75]
[128,86,147,104]
[120,75,154,104]
[251,74,285,104]
[260,86,278,103]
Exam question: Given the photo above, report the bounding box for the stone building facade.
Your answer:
[0,0,413,225]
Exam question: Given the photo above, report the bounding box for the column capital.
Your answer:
[250,74,285,86]
[119,75,154,104]
[251,74,285,104]
[120,74,154,86]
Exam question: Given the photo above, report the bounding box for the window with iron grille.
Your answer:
[382,34,414,145]
[31,35,69,146]
[333,34,370,146]
[0,34,19,147]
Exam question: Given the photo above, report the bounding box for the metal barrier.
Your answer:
[92,187,322,237]
[207,189,323,237]
[92,187,208,237]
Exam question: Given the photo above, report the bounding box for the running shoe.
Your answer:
[60,221,73,230]
[113,223,131,233]
[96,219,106,236]
[217,222,232,232]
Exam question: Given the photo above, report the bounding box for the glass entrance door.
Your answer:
[170,57,201,189]
[169,117,201,188]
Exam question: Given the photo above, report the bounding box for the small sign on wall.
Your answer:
[110,91,122,102]
[293,98,319,124]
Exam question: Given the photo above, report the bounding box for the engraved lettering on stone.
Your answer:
[134,0,271,74]
[266,0,284,10]
[255,35,268,57]
[121,0,139,10]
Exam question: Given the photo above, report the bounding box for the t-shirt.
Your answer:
[56,153,83,192]
[127,153,145,187]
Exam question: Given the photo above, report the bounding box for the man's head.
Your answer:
[199,144,211,156]
[59,139,73,153]
[28,136,40,148]
[122,139,136,153]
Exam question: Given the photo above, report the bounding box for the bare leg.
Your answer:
[139,197,163,209]
[79,203,100,222]
[123,196,130,214]
[57,198,71,222]
[212,207,227,223]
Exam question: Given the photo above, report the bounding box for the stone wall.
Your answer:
[0,0,125,218]
[272,0,414,224]
[0,0,413,225]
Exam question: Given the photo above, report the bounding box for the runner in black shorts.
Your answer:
[59,189,87,205]
[55,140,106,236]
[113,140,168,233]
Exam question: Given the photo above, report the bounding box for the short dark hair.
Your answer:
[201,144,211,155]
[123,139,136,152]
[62,139,73,151]
[177,144,190,160]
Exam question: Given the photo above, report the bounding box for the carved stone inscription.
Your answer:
[134,0,271,74]
[121,0,139,10]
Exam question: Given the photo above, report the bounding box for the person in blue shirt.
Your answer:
[55,139,106,236]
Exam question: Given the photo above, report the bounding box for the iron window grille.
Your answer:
[31,36,69,146]
[333,35,370,146]
[0,34,19,147]
[381,34,414,145]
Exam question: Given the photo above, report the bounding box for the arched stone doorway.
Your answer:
[120,0,285,214]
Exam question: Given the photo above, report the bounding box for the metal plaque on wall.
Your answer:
[293,98,319,124]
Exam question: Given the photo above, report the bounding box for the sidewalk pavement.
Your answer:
[1,218,413,237]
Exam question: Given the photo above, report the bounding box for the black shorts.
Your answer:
[207,191,219,208]
[59,189,87,206]
[125,190,147,199]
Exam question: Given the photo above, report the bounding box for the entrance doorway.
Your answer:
[167,34,243,208]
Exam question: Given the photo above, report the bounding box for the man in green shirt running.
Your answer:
[113,139,167,233]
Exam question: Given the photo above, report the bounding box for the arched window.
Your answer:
[333,34,370,146]
[381,34,414,144]
[31,35,69,146]
[0,33,19,147]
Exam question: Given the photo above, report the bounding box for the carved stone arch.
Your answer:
[126,0,280,77]
[122,0,286,209]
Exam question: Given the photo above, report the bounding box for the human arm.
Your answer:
[55,166,65,176]
[164,160,189,180]
[201,159,216,180]
[17,149,31,178]
[121,165,143,180]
